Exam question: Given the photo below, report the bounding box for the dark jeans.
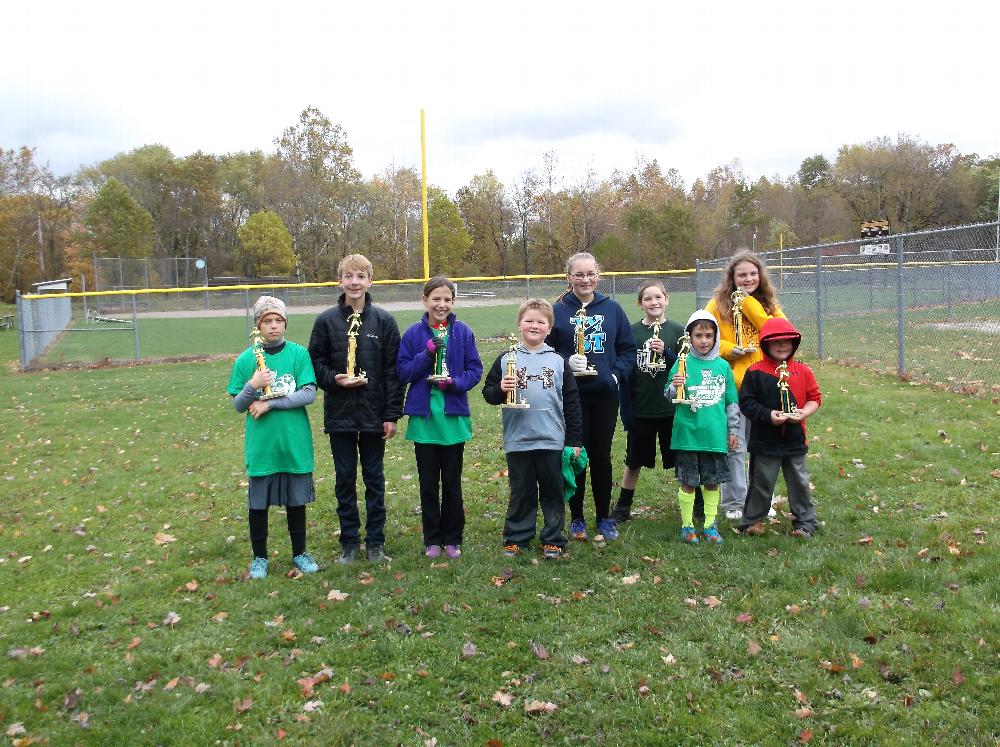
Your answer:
[414,442,466,546]
[569,389,618,523]
[504,449,566,548]
[329,432,386,548]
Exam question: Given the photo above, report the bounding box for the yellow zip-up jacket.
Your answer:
[705,296,786,388]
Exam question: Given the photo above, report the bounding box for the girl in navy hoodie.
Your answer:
[397,277,483,559]
[546,252,636,542]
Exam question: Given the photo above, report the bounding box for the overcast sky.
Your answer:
[4,0,996,194]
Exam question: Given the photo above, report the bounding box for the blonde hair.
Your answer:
[711,250,779,319]
[556,252,602,303]
[636,278,668,304]
[517,298,554,326]
[337,253,373,278]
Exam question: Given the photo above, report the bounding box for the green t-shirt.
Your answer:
[631,319,686,418]
[667,355,737,454]
[405,388,473,446]
[226,341,317,477]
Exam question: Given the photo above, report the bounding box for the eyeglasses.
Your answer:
[570,272,598,280]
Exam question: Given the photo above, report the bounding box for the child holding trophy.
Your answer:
[547,252,636,542]
[611,280,685,523]
[308,254,403,565]
[738,318,821,538]
[706,251,786,521]
[397,277,483,560]
[228,296,320,579]
[482,299,583,560]
[665,311,740,545]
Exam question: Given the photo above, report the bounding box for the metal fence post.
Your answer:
[945,245,953,319]
[815,244,823,359]
[131,293,141,361]
[895,235,905,376]
[16,291,26,370]
[245,288,252,340]
[694,260,701,309]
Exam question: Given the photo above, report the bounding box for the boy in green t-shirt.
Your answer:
[228,296,319,579]
[665,310,739,545]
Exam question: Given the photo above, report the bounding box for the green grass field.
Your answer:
[1,312,998,744]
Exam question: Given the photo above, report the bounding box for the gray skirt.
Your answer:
[248,472,316,510]
[674,451,731,488]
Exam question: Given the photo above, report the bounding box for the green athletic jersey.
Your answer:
[667,355,737,454]
[631,319,685,418]
[227,342,316,477]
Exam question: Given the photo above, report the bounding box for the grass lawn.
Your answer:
[0,324,998,744]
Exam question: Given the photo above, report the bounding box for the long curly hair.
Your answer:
[711,250,780,319]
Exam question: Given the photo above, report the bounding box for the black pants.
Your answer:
[569,389,619,523]
[249,505,306,558]
[329,432,386,548]
[414,442,465,546]
[504,449,566,548]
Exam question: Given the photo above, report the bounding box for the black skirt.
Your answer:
[247,472,316,509]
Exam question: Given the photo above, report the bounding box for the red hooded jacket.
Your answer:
[738,318,821,456]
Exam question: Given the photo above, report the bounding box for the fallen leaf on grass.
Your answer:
[211,612,228,623]
[326,590,349,602]
[302,700,323,711]
[163,677,180,691]
[491,691,514,707]
[622,574,640,585]
[570,654,589,665]
[154,532,176,545]
[184,580,199,592]
[461,642,479,657]
[127,637,141,650]
[858,536,873,545]
[661,654,677,665]
[530,641,550,660]
[234,696,252,713]
[748,641,762,656]
[207,653,223,668]
[5,723,26,737]
[683,597,699,608]
[703,596,721,608]
[798,727,813,743]
[194,683,211,693]
[952,669,965,684]
[523,699,557,715]
[64,688,82,708]
[735,613,753,624]
[850,653,864,669]
[162,611,181,627]
[794,707,813,718]
[819,660,844,673]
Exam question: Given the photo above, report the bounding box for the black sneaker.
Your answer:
[366,544,385,563]
[337,545,360,564]
[609,504,632,523]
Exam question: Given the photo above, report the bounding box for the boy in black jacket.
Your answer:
[308,254,403,563]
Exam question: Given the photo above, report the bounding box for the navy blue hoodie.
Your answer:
[546,291,636,395]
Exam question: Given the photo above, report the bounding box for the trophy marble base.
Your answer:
[672,397,695,406]
[341,375,368,387]
[741,346,757,354]
[501,402,530,409]
[427,374,449,383]
[646,362,667,372]
[258,390,285,401]
[573,369,599,377]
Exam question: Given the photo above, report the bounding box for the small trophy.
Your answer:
[646,319,667,372]
[250,329,283,400]
[731,289,757,353]
[777,360,794,414]
[671,333,695,407]
[500,341,529,410]
[427,324,450,383]
[572,305,598,377]
[343,309,368,385]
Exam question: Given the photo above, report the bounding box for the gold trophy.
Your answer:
[249,329,284,400]
[671,333,695,406]
[646,319,667,372]
[731,289,757,353]
[572,305,598,377]
[343,309,368,385]
[427,324,450,383]
[777,360,794,414]
[500,341,529,409]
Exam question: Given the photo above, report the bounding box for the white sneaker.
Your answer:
[724,508,743,521]
[767,506,777,518]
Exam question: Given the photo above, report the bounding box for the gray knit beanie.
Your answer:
[253,296,287,326]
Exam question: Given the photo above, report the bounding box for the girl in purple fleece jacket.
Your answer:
[396,277,483,559]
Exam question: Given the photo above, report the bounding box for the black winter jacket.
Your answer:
[308,293,404,433]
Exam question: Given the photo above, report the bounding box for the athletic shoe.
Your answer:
[248,557,268,579]
[767,506,778,518]
[569,519,589,541]
[724,508,743,521]
[366,544,385,563]
[425,545,441,559]
[337,545,360,564]
[542,544,562,559]
[293,552,319,573]
[444,544,462,559]
[502,544,521,558]
[744,522,767,536]
[701,523,724,544]
[791,528,813,539]
[596,518,619,541]
[679,526,699,544]
[609,504,632,523]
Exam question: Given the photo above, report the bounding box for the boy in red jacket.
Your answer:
[737,318,821,538]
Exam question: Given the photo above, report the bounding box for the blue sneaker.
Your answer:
[597,518,619,541]
[679,526,699,544]
[248,557,268,579]
[701,523,723,544]
[293,552,319,573]
[569,519,589,541]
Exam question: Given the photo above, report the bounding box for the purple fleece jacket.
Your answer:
[397,313,483,417]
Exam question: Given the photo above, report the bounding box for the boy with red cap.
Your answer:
[738,317,822,538]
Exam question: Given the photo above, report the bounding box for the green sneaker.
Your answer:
[248,557,268,579]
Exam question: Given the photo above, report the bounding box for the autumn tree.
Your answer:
[456,171,516,275]
[427,188,472,275]
[235,210,297,276]
[85,177,155,258]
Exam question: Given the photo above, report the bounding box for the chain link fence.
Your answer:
[695,222,1000,398]
[15,272,696,370]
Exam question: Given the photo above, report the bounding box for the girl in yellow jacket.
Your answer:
[705,250,785,520]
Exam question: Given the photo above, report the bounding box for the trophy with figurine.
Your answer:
[671,332,695,407]
[572,305,598,377]
[777,360,794,414]
[731,289,757,353]
[343,309,368,385]
[426,323,450,383]
[249,329,284,400]
[646,319,667,372]
[500,340,529,410]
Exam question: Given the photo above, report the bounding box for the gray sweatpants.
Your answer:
[721,413,749,511]
[741,452,818,534]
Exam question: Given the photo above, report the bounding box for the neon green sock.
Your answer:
[703,487,721,526]
[678,488,695,527]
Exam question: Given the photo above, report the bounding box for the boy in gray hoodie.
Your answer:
[483,299,583,559]
[665,310,740,544]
